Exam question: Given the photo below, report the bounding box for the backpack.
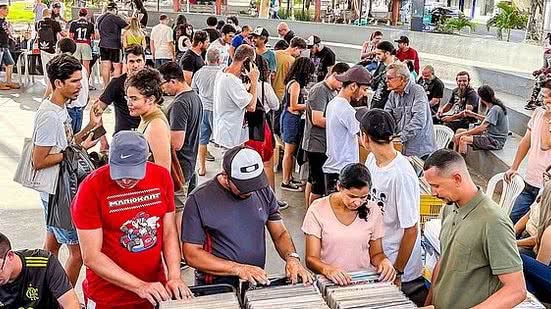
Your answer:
[37,21,55,52]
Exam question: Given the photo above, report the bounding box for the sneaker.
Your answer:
[290,178,305,187]
[525,102,538,110]
[281,182,303,192]
[89,84,97,91]
[277,200,289,210]
[206,151,215,162]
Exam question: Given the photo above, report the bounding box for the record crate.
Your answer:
[420,194,445,230]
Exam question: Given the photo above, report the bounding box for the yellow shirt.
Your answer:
[273,50,295,100]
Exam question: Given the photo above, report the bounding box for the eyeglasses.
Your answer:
[0,250,10,272]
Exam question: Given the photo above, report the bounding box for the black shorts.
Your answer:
[324,173,340,195]
[100,47,121,63]
[306,151,327,195]
[472,135,504,151]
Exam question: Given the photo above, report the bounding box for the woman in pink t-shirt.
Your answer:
[302,163,396,286]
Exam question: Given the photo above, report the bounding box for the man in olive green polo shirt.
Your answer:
[423,149,526,309]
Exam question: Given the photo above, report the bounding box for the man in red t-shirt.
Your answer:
[394,36,420,74]
[72,131,192,309]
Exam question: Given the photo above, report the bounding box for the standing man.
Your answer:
[273,36,307,100]
[150,14,175,68]
[384,63,436,158]
[357,108,426,306]
[51,2,66,25]
[370,41,397,109]
[308,35,336,83]
[72,131,193,308]
[229,25,251,60]
[36,8,62,92]
[394,36,419,74]
[506,80,551,223]
[0,5,18,90]
[159,61,203,235]
[437,71,479,132]
[323,66,371,194]
[203,16,220,43]
[193,49,222,176]
[95,45,145,134]
[277,22,295,43]
[96,2,128,87]
[213,45,259,149]
[417,65,445,120]
[423,149,526,309]
[207,24,236,67]
[33,0,47,26]
[182,146,313,287]
[250,27,277,75]
[302,63,349,206]
[180,30,209,86]
[0,233,80,309]
[69,8,95,77]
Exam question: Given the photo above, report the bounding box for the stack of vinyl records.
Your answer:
[158,292,240,309]
[514,293,546,309]
[244,284,329,308]
[316,271,380,297]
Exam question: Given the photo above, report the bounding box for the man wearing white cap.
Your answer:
[308,35,335,83]
[72,131,192,309]
[182,146,313,287]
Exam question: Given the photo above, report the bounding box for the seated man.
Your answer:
[436,71,479,132]
[0,232,80,309]
[182,146,313,287]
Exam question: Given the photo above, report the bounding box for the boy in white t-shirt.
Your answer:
[356,108,426,306]
[150,14,175,67]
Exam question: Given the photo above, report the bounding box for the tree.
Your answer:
[525,0,544,42]
[486,2,528,42]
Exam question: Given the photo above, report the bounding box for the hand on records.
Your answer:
[285,259,313,285]
[323,266,352,286]
[376,259,396,282]
[134,281,171,305]
[235,264,269,285]
[165,278,193,300]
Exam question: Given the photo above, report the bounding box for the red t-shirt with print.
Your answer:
[71,162,175,306]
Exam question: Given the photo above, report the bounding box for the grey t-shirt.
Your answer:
[164,90,203,181]
[96,13,128,49]
[191,65,221,111]
[302,81,336,153]
[181,178,282,285]
[485,104,509,143]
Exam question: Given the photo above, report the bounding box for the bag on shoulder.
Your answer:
[37,22,55,52]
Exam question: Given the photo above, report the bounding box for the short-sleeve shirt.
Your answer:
[181,177,281,285]
[525,107,551,188]
[259,49,277,72]
[203,28,220,43]
[180,49,204,75]
[365,152,423,282]
[36,18,62,53]
[432,190,523,309]
[150,24,174,59]
[71,163,175,306]
[0,249,72,309]
[99,74,141,133]
[192,65,220,111]
[208,39,230,67]
[312,46,336,82]
[69,18,95,44]
[484,104,509,144]
[212,71,252,148]
[96,13,128,49]
[164,90,203,181]
[273,50,295,99]
[447,87,480,114]
[231,34,246,49]
[370,63,390,109]
[323,96,360,174]
[417,76,445,114]
[301,197,384,272]
[302,81,336,153]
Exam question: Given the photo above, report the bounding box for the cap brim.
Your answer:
[355,107,369,123]
[110,161,146,180]
[335,74,348,82]
[232,173,269,194]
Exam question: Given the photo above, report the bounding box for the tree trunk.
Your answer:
[525,0,544,42]
[314,0,321,21]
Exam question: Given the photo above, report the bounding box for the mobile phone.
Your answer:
[91,126,107,141]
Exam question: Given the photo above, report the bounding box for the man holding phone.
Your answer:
[213,44,259,149]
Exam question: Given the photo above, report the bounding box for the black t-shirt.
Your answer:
[99,74,141,133]
[0,18,9,48]
[203,28,220,43]
[96,13,128,49]
[312,46,336,82]
[165,90,203,180]
[69,18,95,43]
[417,76,445,114]
[36,18,62,53]
[284,30,295,43]
[180,49,204,75]
[370,63,390,109]
[448,86,480,113]
[0,249,72,309]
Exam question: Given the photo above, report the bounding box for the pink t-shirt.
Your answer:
[301,197,384,272]
[526,107,551,188]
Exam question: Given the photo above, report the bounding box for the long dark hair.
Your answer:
[338,163,372,221]
[478,85,507,115]
[284,57,315,88]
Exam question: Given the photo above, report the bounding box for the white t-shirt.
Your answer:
[150,24,174,60]
[213,71,252,148]
[365,152,423,282]
[208,38,230,67]
[323,96,360,174]
[67,66,89,108]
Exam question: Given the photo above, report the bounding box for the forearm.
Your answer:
[246,84,258,112]
[85,253,146,293]
[272,229,297,260]
[305,256,333,275]
[34,153,64,169]
[425,260,441,305]
[370,251,389,268]
[73,122,95,145]
[516,236,536,247]
[184,247,241,277]
[163,229,182,280]
[472,284,526,308]
[393,226,417,272]
[511,137,530,170]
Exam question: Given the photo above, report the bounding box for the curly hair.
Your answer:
[284,56,315,88]
[125,67,164,105]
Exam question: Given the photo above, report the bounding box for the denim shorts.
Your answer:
[280,110,303,145]
[67,106,85,134]
[40,192,79,245]
[199,110,213,145]
[0,48,15,67]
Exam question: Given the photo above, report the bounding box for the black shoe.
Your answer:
[277,200,289,210]
[525,102,538,110]
[206,151,215,161]
[281,182,302,192]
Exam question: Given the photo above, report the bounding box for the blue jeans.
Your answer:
[521,254,551,303]
[40,192,79,245]
[155,58,171,68]
[510,183,540,224]
[67,106,84,133]
[199,110,213,145]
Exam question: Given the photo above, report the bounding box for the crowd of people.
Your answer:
[0,2,550,309]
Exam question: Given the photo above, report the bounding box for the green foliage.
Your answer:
[486,1,528,41]
[435,15,476,34]
[7,1,35,24]
[294,9,312,21]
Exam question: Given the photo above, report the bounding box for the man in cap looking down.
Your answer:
[308,35,336,82]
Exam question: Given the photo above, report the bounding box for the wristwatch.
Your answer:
[286,252,301,261]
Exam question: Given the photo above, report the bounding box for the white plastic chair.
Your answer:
[433,125,455,150]
[486,172,525,216]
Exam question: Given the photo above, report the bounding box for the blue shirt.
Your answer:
[231,34,245,48]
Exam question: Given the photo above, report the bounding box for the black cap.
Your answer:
[106,1,117,9]
[52,2,62,8]
[355,108,396,143]
[394,36,409,44]
[222,146,269,194]
[307,35,321,48]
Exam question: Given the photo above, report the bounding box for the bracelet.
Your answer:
[394,267,404,276]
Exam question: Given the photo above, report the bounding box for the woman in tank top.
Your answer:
[125,67,171,171]
[122,17,146,50]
